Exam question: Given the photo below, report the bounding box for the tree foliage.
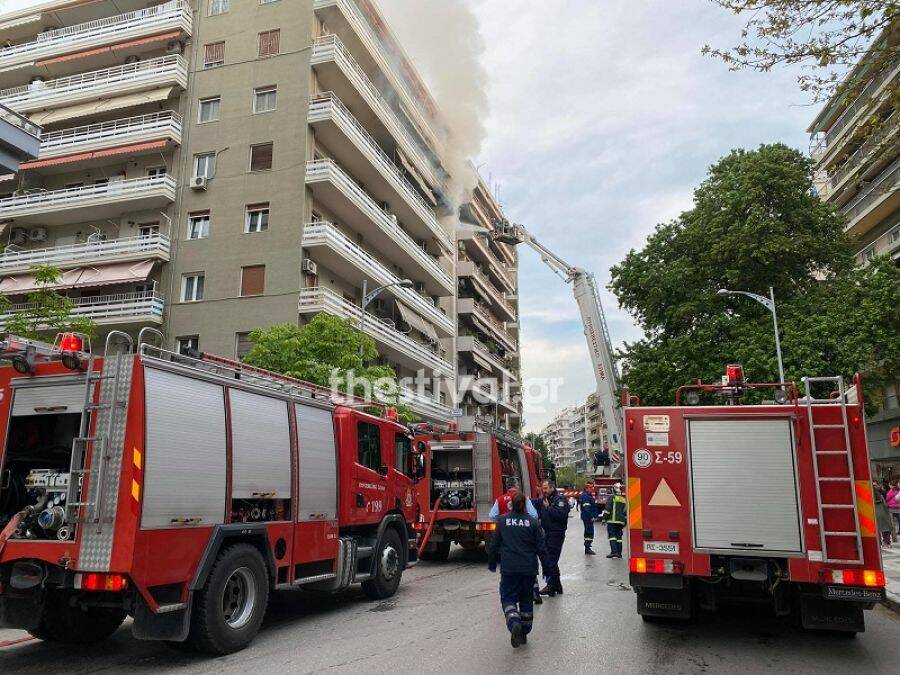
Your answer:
[703,1,899,103]
[525,432,554,470]
[242,315,415,421]
[610,144,900,408]
[2,265,96,340]
[554,466,592,490]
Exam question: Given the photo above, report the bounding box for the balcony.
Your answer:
[309,93,451,254]
[0,54,188,116]
[819,111,900,201]
[399,387,452,424]
[0,233,170,274]
[456,296,516,352]
[856,225,900,266]
[302,222,453,336]
[0,1,192,87]
[299,286,453,378]
[310,35,439,189]
[34,111,182,164]
[0,174,177,226]
[0,102,40,173]
[304,159,453,295]
[457,259,516,322]
[0,290,164,327]
[457,335,514,380]
[841,155,900,237]
[460,232,516,292]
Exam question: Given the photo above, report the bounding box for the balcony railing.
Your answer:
[399,386,452,422]
[0,291,164,326]
[309,92,451,251]
[826,110,899,193]
[0,101,40,138]
[463,298,517,352]
[0,55,188,113]
[304,159,452,291]
[841,155,900,230]
[0,1,192,71]
[0,233,170,273]
[856,224,900,266]
[302,222,453,335]
[38,111,182,159]
[459,260,516,318]
[299,286,453,376]
[311,34,438,187]
[0,174,176,219]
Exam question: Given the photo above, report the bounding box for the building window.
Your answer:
[860,245,876,262]
[208,0,229,16]
[147,166,166,178]
[357,422,381,472]
[198,96,221,123]
[235,332,254,360]
[253,86,277,113]
[204,41,225,68]
[182,273,205,302]
[177,336,199,355]
[240,265,265,296]
[249,143,273,172]
[245,203,269,232]
[258,29,280,57]
[188,211,210,240]
[193,152,216,179]
[395,433,411,474]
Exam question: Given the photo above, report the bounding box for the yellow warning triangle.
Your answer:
[648,479,680,507]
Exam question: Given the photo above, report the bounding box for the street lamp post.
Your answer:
[716,286,785,386]
[360,278,414,358]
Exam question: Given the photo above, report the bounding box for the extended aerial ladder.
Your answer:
[492,221,624,477]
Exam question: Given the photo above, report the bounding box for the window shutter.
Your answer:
[204,41,225,66]
[240,265,266,296]
[259,30,280,57]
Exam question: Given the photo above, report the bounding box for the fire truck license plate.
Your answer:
[644,541,679,554]
[822,586,885,602]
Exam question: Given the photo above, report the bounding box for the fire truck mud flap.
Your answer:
[631,573,692,620]
[800,595,865,633]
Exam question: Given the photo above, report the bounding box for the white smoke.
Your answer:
[375,0,489,211]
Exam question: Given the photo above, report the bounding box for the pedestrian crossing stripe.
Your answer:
[627,478,641,530]
[855,480,876,537]
[648,478,680,507]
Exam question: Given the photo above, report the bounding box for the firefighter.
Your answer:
[601,482,627,558]
[535,479,569,595]
[578,482,598,555]
[487,491,546,649]
[489,477,541,604]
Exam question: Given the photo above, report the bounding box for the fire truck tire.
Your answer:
[362,528,404,600]
[186,543,270,655]
[27,593,126,643]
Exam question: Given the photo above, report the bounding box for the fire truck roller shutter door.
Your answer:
[688,418,802,553]
[295,404,338,521]
[229,390,292,499]
[142,368,227,529]
[474,432,493,521]
[517,447,531,496]
[12,381,86,416]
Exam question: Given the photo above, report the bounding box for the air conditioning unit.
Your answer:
[166,40,185,55]
[10,228,27,245]
[29,227,48,242]
[301,259,318,275]
[190,176,208,191]
[123,55,141,65]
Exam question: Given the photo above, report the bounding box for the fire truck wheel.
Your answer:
[28,593,126,643]
[362,528,404,599]
[187,543,270,655]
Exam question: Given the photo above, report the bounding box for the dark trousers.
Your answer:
[499,573,534,635]
[582,516,594,549]
[544,531,565,580]
[607,522,624,556]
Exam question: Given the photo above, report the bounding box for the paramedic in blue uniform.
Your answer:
[487,491,546,648]
[534,479,569,595]
[578,483,598,555]
[489,476,541,604]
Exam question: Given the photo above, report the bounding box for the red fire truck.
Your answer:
[413,424,544,560]
[0,331,420,654]
[626,366,886,633]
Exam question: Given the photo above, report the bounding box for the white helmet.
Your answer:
[613,482,623,494]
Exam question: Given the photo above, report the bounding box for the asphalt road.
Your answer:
[2,527,899,674]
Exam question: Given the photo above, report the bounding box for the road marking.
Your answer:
[648,478,680,507]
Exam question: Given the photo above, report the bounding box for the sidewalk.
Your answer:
[881,545,900,613]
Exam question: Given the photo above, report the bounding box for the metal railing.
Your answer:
[841,155,900,229]
[0,101,40,138]
[399,386,452,421]
[304,159,452,290]
[299,285,453,375]
[0,55,188,111]
[470,300,517,351]
[302,222,452,333]
[0,174,176,214]
[827,110,899,191]
[39,111,182,156]
[856,224,900,265]
[1,291,164,325]
[459,260,515,316]
[309,92,450,250]
[0,1,191,67]
[0,233,170,272]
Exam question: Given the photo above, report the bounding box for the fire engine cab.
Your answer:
[0,331,420,654]
[626,365,885,633]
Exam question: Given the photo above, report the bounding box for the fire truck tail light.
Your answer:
[79,572,128,592]
[476,522,497,532]
[412,522,426,532]
[823,569,884,587]
[58,332,84,353]
[630,557,683,575]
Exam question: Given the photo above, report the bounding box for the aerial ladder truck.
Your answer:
[492,221,624,480]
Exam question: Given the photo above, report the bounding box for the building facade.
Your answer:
[0,0,520,427]
[541,406,576,470]
[807,33,900,471]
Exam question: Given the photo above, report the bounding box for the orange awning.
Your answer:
[21,140,169,170]
[36,31,183,67]
[0,259,154,295]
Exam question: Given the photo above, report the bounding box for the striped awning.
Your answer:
[20,139,170,170]
[0,259,154,295]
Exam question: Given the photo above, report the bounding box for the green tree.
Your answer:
[525,432,554,471]
[555,466,577,489]
[703,1,899,103]
[243,315,415,421]
[610,144,900,407]
[3,265,96,340]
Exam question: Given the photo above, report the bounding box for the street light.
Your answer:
[716,286,785,386]
[359,278,414,357]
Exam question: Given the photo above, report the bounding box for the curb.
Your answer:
[881,593,900,615]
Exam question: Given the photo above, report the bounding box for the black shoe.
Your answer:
[606,553,615,558]
[522,633,528,644]
[533,590,543,605]
[555,580,564,595]
[511,623,524,648]
[539,585,556,597]
[585,548,596,555]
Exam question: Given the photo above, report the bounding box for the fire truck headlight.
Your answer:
[685,390,700,406]
[773,389,788,405]
[60,352,83,371]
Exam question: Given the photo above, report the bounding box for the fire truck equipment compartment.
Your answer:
[295,404,338,521]
[229,389,291,500]
[687,418,802,554]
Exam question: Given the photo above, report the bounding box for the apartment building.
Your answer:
[586,392,612,473]
[807,29,899,472]
[0,0,519,426]
[541,406,576,470]
[571,403,588,474]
